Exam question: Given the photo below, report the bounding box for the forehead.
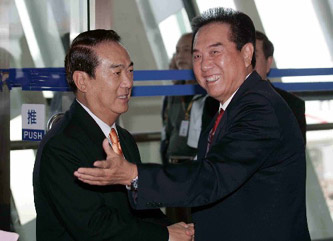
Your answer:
[194,22,231,47]
[177,35,192,47]
[94,41,131,64]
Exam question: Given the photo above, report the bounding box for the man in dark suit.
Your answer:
[33,29,194,241]
[255,30,307,143]
[75,9,311,241]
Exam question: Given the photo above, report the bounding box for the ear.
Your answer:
[241,43,254,68]
[73,71,89,93]
[266,56,273,74]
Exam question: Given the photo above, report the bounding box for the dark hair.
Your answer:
[255,31,274,59]
[65,29,121,92]
[191,7,256,67]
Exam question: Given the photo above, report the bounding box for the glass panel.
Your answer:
[1,0,89,239]
[159,8,192,59]
[255,0,333,83]
[254,0,333,230]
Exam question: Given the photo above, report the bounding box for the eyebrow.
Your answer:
[110,61,134,69]
[192,42,223,53]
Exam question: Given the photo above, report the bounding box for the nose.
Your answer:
[201,55,213,72]
[120,72,133,88]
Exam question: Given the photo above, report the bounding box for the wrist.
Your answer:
[125,163,138,189]
[126,176,138,191]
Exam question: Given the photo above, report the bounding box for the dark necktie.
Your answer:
[207,109,224,152]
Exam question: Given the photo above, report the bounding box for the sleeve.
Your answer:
[131,92,281,209]
[40,140,168,241]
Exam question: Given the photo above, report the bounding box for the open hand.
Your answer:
[74,138,137,186]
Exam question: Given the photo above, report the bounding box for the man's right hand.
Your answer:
[167,222,195,241]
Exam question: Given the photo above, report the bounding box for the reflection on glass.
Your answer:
[159,8,191,59]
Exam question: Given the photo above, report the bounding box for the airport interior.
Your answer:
[1,0,333,240]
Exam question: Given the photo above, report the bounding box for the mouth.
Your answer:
[118,94,130,100]
[205,75,220,83]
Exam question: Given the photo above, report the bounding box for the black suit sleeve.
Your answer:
[40,138,168,241]
[132,92,281,209]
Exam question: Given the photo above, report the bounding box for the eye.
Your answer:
[193,54,201,61]
[114,71,121,76]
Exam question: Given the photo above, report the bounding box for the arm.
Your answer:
[134,93,281,208]
[75,93,281,210]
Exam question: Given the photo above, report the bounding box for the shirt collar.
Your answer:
[219,72,252,112]
[76,99,116,138]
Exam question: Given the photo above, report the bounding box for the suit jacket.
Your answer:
[270,82,307,143]
[132,72,310,241]
[33,100,169,241]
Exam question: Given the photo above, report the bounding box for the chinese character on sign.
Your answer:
[22,104,45,141]
[27,109,37,124]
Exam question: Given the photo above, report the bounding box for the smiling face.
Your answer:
[192,22,253,103]
[75,41,133,125]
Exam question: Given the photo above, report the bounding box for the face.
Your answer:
[192,23,253,103]
[255,39,272,80]
[78,41,133,125]
[175,34,193,70]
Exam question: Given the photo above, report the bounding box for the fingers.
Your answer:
[74,171,108,186]
[93,160,110,169]
[184,223,194,236]
[75,167,103,177]
[103,138,116,156]
[177,222,188,228]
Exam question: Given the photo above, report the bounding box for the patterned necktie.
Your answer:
[207,109,224,152]
[109,128,123,155]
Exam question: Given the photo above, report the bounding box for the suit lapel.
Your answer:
[71,100,107,161]
[213,111,227,143]
[116,125,140,164]
[200,71,263,158]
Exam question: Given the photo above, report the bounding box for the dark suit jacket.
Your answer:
[33,100,169,241]
[132,72,310,241]
[270,82,306,143]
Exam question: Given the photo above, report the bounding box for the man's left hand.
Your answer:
[74,138,138,186]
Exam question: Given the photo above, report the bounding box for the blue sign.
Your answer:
[21,104,45,141]
[22,129,45,141]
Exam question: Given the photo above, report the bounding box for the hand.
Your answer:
[167,222,195,241]
[74,138,138,186]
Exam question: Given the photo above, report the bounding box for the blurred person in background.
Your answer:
[255,30,306,143]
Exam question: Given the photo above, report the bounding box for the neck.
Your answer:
[76,96,118,126]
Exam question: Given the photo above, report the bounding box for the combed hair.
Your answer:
[191,7,256,67]
[65,29,121,92]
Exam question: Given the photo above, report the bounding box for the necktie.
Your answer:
[109,128,123,155]
[207,109,224,152]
